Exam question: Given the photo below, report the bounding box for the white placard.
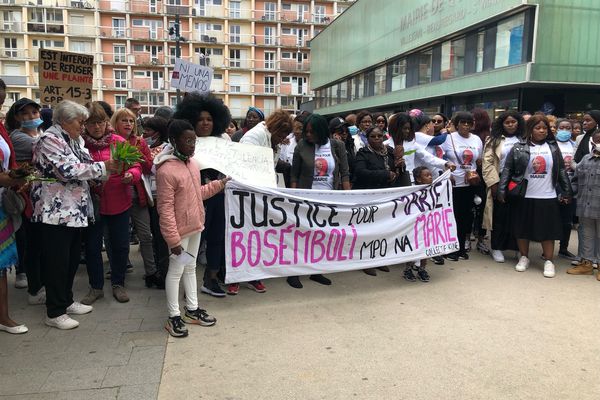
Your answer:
[171,58,213,93]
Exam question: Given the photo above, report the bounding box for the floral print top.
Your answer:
[31,124,107,227]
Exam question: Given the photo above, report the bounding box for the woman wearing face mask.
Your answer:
[498,115,572,278]
[5,98,44,293]
[554,119,577,261]
[231,107,264,143]
[482,110,524,263]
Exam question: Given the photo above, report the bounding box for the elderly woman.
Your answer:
[231,106,265,142]
[173,93,240,296]
[288,113,350,288]
[440,112,484,261]
[81,103,142,305]
[498,115,572,278]
[482,110,524,263]
[5,98,44,294]
[31,100,120,329]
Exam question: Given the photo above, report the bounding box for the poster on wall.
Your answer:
[224,171,459,283]
[39,49,94,106]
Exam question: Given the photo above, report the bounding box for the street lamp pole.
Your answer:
[175,13,181,104]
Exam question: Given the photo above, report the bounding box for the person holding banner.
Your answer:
[155,119,227,337]
[173,93,243,297]
[288,113,351,288]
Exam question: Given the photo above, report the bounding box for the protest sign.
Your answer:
[224,171,459,283]
[39,49,93,106]
[194,137,277,187]
[171,59,213,93]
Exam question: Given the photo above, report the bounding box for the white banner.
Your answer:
[171,58,213,93]
[194,137,277,187]
[224,171,459,283]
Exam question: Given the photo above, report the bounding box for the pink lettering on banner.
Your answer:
[413,208,457,249]
[278,225,293,265]
[247,230,261,267]
[310,230,326,263]
[263,229,278,267]
[231,231,245,268]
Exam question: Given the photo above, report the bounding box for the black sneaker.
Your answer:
[416,268,430,282]
[403,268,416,282]
[458,251,469,260]
[446,252,460,262]
[165,316,188,338]
[309,274,332,285]
[286,276,303,289]
[183,307,216,326]
[200,280,226,298]
[431,256,445,265]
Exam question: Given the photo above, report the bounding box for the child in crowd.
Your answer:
[155,119,228,338]
[403,166,434,282]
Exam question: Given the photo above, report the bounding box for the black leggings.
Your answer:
[452,186,476,253]
[202,193,226,283]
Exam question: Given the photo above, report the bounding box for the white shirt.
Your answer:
[500,135,520,171]
[278,133,297,164]
[441,132,483,188]
[525,142,555,199]
[385,137,448,183]
[312,140,335,190]
[557,140,575,180]
[415,131,445,176]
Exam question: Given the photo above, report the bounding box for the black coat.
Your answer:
[352,146,411,189]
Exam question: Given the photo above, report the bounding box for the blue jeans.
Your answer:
[85,210,131,289]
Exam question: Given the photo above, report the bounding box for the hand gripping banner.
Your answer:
[224,171,459,283]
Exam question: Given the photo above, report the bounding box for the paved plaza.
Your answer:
[1,238,599,400]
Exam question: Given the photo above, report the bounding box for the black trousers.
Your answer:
[15,219,44,295]
[491,198,518,251]
[452,186,476,253]
[202,193,226,283]
[149,206,169,278]
[39,223,82,318]
[559,201,576,250]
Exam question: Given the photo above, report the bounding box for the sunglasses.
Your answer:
[432,119,444,123]
[458,120,474,125]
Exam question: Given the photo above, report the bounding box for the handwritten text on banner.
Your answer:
[171,59,213,93]
[224,171,459,283]
[39,49,94,106]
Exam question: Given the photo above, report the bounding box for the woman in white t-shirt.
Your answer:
[482,110,525,263]
[498,115,572,278]
[555,119,577,261]
[440,112,484,261]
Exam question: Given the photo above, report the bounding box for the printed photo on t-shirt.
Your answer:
[315,157,328,176]
[531,155,547,175]
[461,149,474,168]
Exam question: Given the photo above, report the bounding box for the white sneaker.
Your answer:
[515,256,529,272]
[14,273,28,289]
[66,302,93,315]
[491,250,505,263]
[543,260,556,278]
[28,287,46,305]
[594,263,598,269]
[45,314,79,330]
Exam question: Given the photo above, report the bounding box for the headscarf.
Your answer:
[247,106,265,121]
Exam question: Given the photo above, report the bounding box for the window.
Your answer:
[391,59,406,91]
[314,5,325,23]
[114,45,126,63]
[229,74,241,92]
[229,25,240,43]
[282,28,291,35]
[69,15,84,35]
[70,40,92,53]
[214,73,223,79]
[282,3,291,10]
[264,51,275,69]
[355,74,363,100]
[46,10,63,23]
[441,37,465,80]
[112,18,125,38]
[212,48,223,55]
[264,26,274,45]
[374,65,386,96]
[476,31,485,73]
[229,49,240,67]
[495,13,525,68]
[264,2,276,20]
[133,71,146,77]
[114,70,127,88]
[281,52,292,59]
[32,39,63,48]
[229,0,240,18]
[132,19,144,26]
[4,38,17,57]
[133,44,144,52]
[418,50,432,85]
[115,95,126,110]
[8,92,20,103]
[281,76,291,83]
[264,76,275,93]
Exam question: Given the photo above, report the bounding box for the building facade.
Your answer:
[0,0,353,118]
[310,0,600,118]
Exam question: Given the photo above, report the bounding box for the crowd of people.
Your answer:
[0,77,598,338]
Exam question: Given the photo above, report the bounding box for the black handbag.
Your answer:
[507,178,528,198]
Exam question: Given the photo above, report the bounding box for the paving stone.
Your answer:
[102,363,162,388]
[116,384,159,400]
[94,319,142,334]
[119,331,167,348]
[39,367,108,392]
[0,371,50,396]
[128,345,165,365]
[0,388,118,400]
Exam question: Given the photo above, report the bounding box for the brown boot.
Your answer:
[566,260,594,275]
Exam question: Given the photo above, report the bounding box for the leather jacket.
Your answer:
[498,139,572,201]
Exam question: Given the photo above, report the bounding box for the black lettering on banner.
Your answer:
[394,235,413,254]
[359,238,387,259]
[268,197,287,227]
[230,190,250,228]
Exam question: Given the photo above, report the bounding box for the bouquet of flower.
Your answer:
[110,141,143,173]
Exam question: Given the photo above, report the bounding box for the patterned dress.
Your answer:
[0,136,18,273]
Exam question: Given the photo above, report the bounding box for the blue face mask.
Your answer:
[21,118,43,130]
[348,125,358,136]
[144,136,157,147]
[556,130,571,142]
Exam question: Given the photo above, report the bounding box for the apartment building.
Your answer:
[0,0,354,118]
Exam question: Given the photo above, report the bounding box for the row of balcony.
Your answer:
[1,49,311,71]
[1,24,313,47]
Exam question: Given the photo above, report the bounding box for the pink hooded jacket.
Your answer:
[155,151,224,249]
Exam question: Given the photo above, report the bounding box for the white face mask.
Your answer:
[145,136,157,147]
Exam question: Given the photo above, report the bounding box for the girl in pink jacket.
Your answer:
[156,119,227,338]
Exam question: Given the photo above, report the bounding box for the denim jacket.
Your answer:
[31,124,107,227]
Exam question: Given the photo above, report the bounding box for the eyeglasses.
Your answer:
[432,119,444,123]
[86,120,107,126]
[458,120,474,125]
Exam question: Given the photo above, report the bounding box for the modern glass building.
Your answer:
[310,0,600,118]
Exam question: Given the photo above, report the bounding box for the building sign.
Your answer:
[224,171,458,283]
[171,59,213,93]
[39,49,94,106]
